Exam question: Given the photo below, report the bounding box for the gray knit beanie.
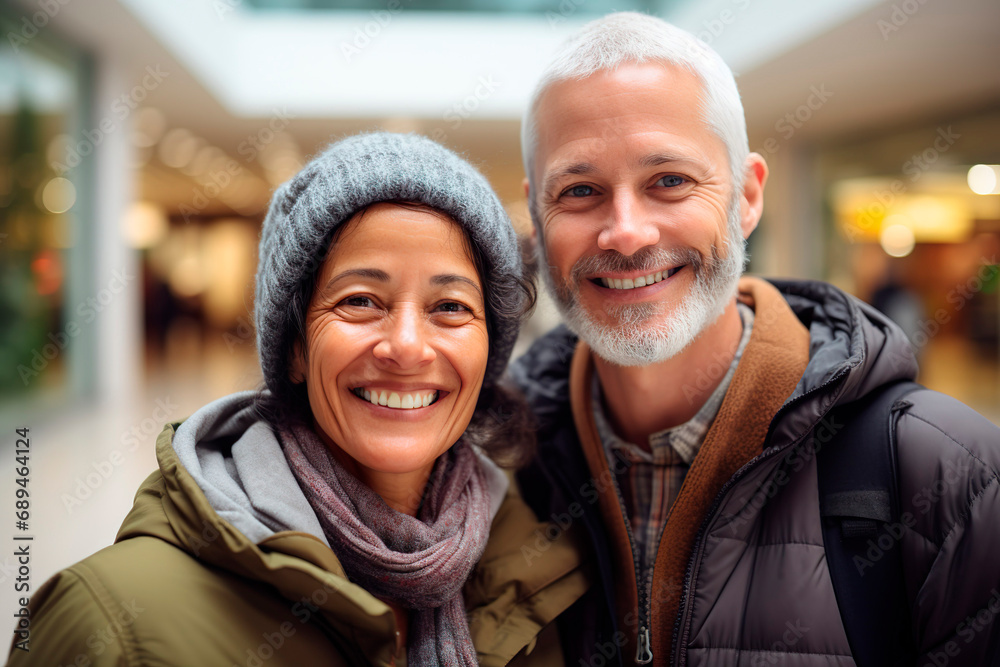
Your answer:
[255,132,526,404]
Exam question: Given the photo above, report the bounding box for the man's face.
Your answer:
[529,62,750,366]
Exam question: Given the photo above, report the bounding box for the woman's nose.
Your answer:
[372,307,436,370]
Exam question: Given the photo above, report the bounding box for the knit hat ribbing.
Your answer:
[254,132,525,399]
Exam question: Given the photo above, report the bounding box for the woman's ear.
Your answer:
[289,339,306,384]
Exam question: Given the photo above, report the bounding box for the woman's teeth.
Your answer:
[353,388,438,409]
[600,266,682,290]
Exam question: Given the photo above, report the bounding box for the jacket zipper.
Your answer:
[634,519,674,664]
[533,445,627,665]
[636,494,676,664]
[606,465,653,664]
[670,369,851,666]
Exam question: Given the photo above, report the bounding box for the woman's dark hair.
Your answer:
[254,201,538,468]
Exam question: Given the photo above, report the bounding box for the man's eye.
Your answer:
[657,175,687,188]
[565,185,594,197]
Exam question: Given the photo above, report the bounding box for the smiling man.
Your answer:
[511,12,1000,667]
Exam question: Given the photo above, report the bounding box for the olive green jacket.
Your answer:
[7,404,588,666]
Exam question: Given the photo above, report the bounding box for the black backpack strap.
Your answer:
[817,379,922,667]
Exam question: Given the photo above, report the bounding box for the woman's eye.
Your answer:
[341,296,374,308]
[656,174,688,188]
[564,184,594,198]
[435,301,470,314]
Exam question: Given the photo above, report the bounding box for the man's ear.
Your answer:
[739,153,768,240]
[522,177,538,244]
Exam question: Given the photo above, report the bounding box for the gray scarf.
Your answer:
[281,423,490,666]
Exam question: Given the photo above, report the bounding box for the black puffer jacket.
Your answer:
[512,278,1000,666]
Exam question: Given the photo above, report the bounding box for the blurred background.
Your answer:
[1,0,999,642]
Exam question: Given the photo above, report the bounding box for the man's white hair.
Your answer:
[521,11,749,197]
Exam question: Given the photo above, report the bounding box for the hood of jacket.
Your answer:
[115,391,588,665]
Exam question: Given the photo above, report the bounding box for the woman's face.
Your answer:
[292,203,489,477]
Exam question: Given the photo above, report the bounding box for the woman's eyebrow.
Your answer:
[432,274,483,298]
[321,270,482,298]
[321,268,390,294]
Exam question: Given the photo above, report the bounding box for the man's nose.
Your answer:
[597,190,660,256]
[372,307,436,370]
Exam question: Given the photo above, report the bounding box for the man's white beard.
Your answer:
[539,194,745,367]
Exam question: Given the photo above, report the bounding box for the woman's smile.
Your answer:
[350,386,442,410]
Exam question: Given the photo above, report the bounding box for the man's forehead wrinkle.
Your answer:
[534,75,726,188]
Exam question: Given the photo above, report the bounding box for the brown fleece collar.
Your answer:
[569,276,811,665]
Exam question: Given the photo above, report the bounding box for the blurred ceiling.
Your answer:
[11,0,999,217]
[243,0,662,12]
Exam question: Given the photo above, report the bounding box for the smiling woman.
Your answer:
[8,133,590,667]
[289,203,492,506]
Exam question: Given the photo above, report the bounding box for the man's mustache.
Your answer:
[569,246,703,284]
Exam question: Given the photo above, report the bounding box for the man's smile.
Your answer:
[591,265,686,290]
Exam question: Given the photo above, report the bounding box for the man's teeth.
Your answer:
[600,266,681,290]
[356,388,438,409]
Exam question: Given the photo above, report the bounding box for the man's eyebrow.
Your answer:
[432,274,483,298]
[320,268,390,293]
[636,152,698,169]
[542,162,597,195]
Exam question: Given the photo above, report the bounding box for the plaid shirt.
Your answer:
[592,302,754,575]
